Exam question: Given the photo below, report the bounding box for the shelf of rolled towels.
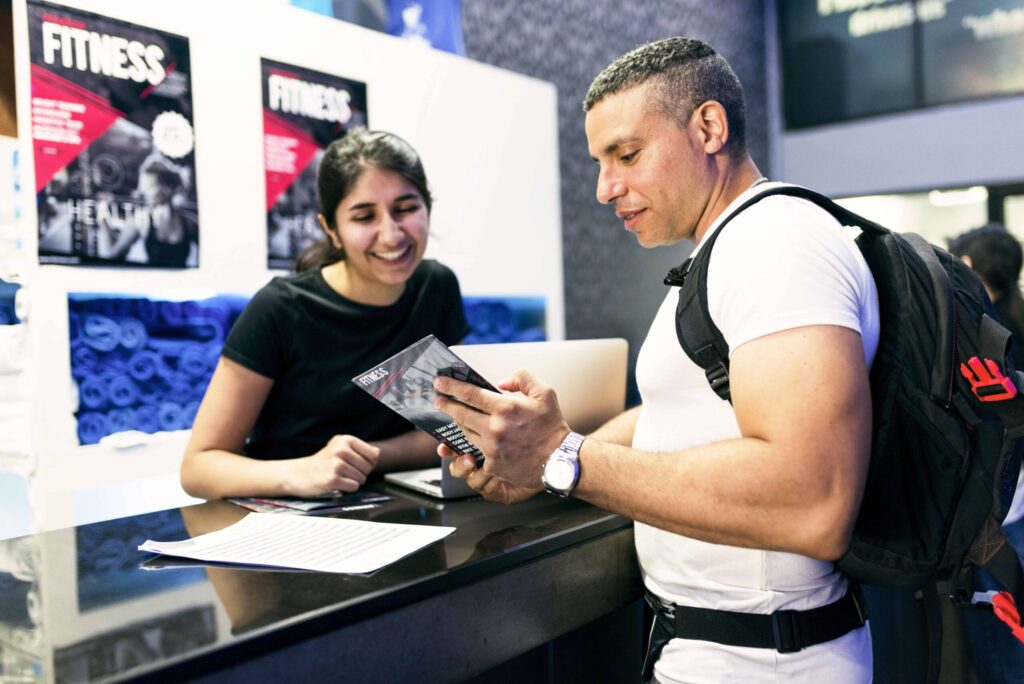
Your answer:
[68,295,248,445]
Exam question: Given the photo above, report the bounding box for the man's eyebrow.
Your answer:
[602,140,624,156]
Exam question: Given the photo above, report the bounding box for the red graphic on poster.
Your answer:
[30,65,123,192]
[262,111,320,211]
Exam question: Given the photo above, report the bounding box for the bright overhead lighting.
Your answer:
[928,186,988,207]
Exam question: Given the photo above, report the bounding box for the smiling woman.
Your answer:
[317,165,429,306]
[179,129,470,501]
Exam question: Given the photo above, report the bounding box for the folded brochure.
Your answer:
[352,335,497,466]
[228,491,394,515]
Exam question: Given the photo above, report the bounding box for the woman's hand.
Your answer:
[289,435,381,498]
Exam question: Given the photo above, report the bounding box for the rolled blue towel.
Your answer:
[106,408,137,433]
[118,318,148,350]
[113,298,134,317]
[183,401,201,427]
[77,412,109,445]
[514,327,546,343]
[128,351,159,382]
[78,376,109,410]
[90,299,115,316]
[99,354,128,379]
[185,318,225,344]
[82,315,120,352]
[108,375,139,408]
[158,402,184,431]
[489,302,516,339]
[68,312,82,348]
[193,377,212,401]
[167,377,194,405]
[205,344,222,373]
[71,347,100,379]
[137,382,162,405]
[135,404,160,433]
[158,301,183,324]
[152,351,177,380]
[178,344,208,378]
[182,300,202,320]
[465,302,490,334]
[202,301,232,327]
[134,298,158,324]
[206,318,226,343]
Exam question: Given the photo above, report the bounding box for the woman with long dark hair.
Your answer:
[181,129,468,499]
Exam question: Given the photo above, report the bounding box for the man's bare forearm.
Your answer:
[587,405,641,445]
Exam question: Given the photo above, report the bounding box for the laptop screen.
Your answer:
[449,338,628,434]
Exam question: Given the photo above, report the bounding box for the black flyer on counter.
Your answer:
[261,58,367,270]
[352,335,496,465]
[29,0,199,268]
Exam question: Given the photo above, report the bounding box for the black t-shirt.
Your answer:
[221,259,470,460]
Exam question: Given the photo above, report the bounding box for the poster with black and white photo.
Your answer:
[261,59,367,270]
[29,1,198,268]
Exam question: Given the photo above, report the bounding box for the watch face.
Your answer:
[545,457,577,491]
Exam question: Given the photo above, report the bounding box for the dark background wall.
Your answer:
[461,1,769,403]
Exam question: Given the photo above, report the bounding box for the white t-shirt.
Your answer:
[633,183,880,683]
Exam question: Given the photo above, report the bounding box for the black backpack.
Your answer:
[665,185,1024,644]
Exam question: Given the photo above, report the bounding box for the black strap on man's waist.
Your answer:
[645,585,868,654]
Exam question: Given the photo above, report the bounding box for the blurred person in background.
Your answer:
[949,223,1024,363]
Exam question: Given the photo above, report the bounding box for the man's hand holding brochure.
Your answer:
[352,334,499,466]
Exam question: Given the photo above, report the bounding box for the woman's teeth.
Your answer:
[372,245,410,261]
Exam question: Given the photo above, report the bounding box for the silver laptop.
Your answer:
[384,338,629,499]
[384,458,477,499]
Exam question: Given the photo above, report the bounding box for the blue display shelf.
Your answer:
[67,294,249,445]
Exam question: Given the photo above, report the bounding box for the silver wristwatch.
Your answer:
[542,431,585,497]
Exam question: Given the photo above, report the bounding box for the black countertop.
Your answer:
[0,484,639,683]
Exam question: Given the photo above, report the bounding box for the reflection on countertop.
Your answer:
[0,485,637,683]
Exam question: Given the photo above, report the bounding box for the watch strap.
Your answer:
[560,431,585,457]
[543,430,585,497]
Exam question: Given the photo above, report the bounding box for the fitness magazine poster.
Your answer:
[29,0,198,268]
[261,58,367,270]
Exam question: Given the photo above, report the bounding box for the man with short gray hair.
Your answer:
[437,37,878,682]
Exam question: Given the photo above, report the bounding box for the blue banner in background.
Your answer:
[67,293,249,445]
[291,0,464,55]
[462,296,545,344]
[387,0,465,55]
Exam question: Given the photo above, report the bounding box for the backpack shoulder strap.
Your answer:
[669,184,883,403]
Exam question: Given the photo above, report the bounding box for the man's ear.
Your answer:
[318,213,342,249]
[693,101,729,155]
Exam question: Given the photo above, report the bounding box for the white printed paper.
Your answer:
[138,512,454,574]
